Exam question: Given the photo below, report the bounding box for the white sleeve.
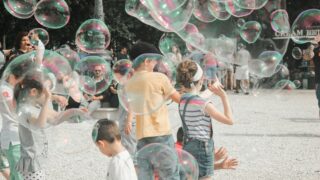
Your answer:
[35,40,45,65]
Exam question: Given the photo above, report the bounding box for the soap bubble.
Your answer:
[75,19,111,54]
[270,9,290,33]
[34,0,70,29]
[28,28,49,45]
[248,51,283,78]
[74,56,112,95]
[193,0,216,22]
[0,52,4,69]
[225,0,254,18]
[208,0,231,21]
[42,50,73,95]
[56,47,81,69]
[293,80,301,88]
[125,0,171,32]
[239,21,262,44]
[175,148,199,180]
[3,0,36,19]
[291,9,320,44]
[135,143,187,179]
[291,47,302,60]
[233,0,268,10]
[112,59,134,85]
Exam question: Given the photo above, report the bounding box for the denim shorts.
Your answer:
[183,138,214,178]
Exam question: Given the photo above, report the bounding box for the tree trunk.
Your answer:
[94,0,105,22]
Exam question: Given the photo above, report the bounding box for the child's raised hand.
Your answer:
[220,156,238,170]
[208,80,226,97]
[43,87,52,100]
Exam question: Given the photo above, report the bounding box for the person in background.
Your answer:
[116,46,130,61]
[313,35,320,118]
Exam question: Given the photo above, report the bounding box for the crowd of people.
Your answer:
[2,31,319,180]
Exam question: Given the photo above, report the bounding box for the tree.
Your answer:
[94,0,105,22]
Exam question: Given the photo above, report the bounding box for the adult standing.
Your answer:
[313,35,320,118]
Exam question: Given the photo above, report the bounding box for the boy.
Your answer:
[92,119,137,180]
[125,41,180,179]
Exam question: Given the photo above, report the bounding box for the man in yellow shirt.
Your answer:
[125,41,180,179]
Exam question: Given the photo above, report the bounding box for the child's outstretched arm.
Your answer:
[205,82,233,125]
[214,156,238,170]
[47,107,88,125]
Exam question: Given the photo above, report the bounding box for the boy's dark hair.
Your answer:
[177,127,184,143]
[92,119,121,143]
[129,41,161,60]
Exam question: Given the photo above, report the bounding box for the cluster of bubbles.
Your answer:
[4,0,70,29]
[125,0,319,98]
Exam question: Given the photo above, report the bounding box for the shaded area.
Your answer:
[284,117,320,123]
[221,133,320,138]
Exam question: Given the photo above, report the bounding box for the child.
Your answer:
[126,41,181,179]
[175,127,238,170]
[0,38,45,180]
[92,119,137,180]
[14,76,87,179]
[176,60,234,179]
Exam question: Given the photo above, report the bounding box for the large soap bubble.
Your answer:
[75,19,111,54]
[193,0,216,23]
[233,0,268,10]
[270,9,290,33]
[239,21,262,44]
[248,51,283,78]
[208,0,231,21]
[0,51,4,69]
[28,28,49,46]
[158,33,188,56]
[225,0,254,18]
[135,143,183,179]
[175,148,199,180]
[139,0,195,31]
[251,64,289,96]
[74,56,112,95]
[3,0,37,19]
[291,9,320,44]
[42,50,73,95]
[34,0,70,29]
[56,47,81,69]
[125,0,171,32]
[112,59,134,85]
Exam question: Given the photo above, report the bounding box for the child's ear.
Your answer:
[96,140,105,147]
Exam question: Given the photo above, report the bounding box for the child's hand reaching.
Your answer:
[214,147,227,162]
[220,156,238,170]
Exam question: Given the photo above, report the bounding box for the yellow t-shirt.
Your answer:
[125,71,175,140]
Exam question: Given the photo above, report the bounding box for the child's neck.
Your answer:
[111,143,126,156]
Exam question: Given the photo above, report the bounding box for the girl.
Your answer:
[176,60,234,180]
[14,76,87,179]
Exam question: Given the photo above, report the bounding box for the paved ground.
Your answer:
[1,90,319,180]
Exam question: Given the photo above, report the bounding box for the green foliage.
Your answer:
[0,0,162,51]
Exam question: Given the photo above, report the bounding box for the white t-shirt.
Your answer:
[106,150,137,180]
